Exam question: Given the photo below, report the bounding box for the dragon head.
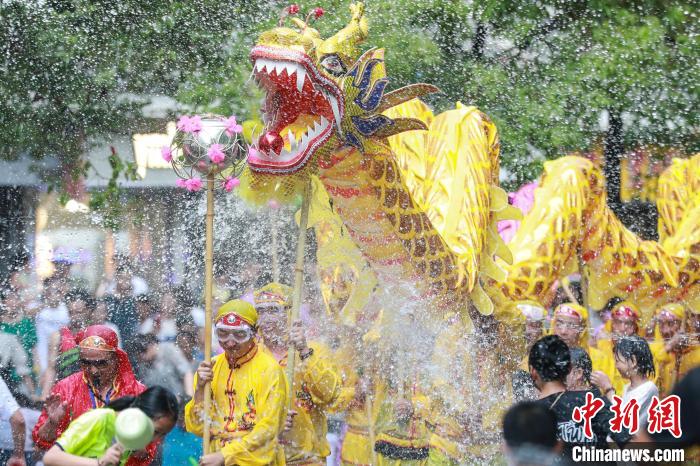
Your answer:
[245,2,435,199]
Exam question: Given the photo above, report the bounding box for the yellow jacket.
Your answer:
[657,343,700,396]
[185,344,288,466]
[428,318,511,463]
[273,342,342,464]
[330,341,385,466]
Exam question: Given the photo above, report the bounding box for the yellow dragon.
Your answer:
[240,3,700,330]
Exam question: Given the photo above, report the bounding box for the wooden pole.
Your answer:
[366,393,377,465]
[203,174,215,452]
[271,210,280,283]
[285,179,311,410]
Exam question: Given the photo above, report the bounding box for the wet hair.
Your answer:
[569,347,593,383]
[529,335,571,382]
[503,401,558,449]
[614,335,656,378]
[108,386,179,422]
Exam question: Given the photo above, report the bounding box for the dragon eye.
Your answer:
[320,55,346,76]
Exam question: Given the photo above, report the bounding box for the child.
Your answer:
[597,335,659,431]
[42,386,178,466]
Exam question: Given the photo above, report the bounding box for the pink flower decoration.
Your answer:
[288,4,300,14]
[189,115,202,133]
[224,176,240,192]
[161,146,173,163]
[176,179,187,188]
[185,177,203,192]
[208,144,226,164]
[313,7,324,18]
[224,116,243,137]
[268,199,280,210]
[176,115,191,131]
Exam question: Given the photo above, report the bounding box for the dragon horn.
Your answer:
[317,2,368,64]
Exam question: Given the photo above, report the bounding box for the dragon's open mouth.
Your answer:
[248,46,344,174]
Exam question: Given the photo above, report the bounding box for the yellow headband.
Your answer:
[254,282,292,310]
[656,303,684,321]
[215,299,258,327]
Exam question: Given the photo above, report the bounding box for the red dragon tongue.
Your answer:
[258,131,284,155]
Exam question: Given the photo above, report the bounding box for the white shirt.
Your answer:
[622,380,659,431]
[0,333,31,377]
[35,303,70,372]
[0,376,19,419]
[0,377,40,451]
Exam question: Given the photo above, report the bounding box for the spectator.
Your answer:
[32,325,157,466]
[502,401,562,466]
[135,294,154,326]
[139,291,178,342]
[513,301,547,401]
[530,335,631,463]
[0,375,27,466]
[566,347,595,392]
[42,386,178,466]
[0,330,35,400]
[135,333,194,402]
[93,298,121,345]
[595,335,659,431]
[42,288,94,397]
[104,265,140,362]
[0,289,38,376]
[176,329,202,372]
[161,402,202,466]
[97,254,149,297]
[35,277,69,376]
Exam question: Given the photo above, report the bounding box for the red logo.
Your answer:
[572,392,605,439]
[609,395,640,434]
[571,393,682,439]
[647,395,682,439]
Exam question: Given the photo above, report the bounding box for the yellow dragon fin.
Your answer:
[385,99,518,315]
[657,154,700,243]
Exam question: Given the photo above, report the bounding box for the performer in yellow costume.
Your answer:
[427,314,512,465]
[548,303,616,395]
[596,302,669,391]
[254,283,343,466]
[185,299,288,466]
[333,326,386,466]
[654,303,700,396]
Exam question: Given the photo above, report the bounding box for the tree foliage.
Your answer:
[1,0,698,192]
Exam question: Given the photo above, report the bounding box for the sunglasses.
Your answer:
[79,358,112,368]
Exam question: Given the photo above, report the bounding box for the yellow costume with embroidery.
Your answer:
[273,341,343,465]
[254,282,344,465]
[185,346,288,465]
[427,316,511,465]
[549,303,617,385]
[653,304,700,396]
[185,300,288,466]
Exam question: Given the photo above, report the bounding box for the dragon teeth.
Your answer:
[296,69,307,92]
[327,94,342,132]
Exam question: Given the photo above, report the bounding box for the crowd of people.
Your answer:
[1,255,699,466]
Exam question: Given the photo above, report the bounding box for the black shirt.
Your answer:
[538,389,632,463]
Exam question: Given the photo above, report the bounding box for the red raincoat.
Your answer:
[33,325,158,466]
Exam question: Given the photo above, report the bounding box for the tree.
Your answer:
[2,0,697,207]
[0,0,272,197]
